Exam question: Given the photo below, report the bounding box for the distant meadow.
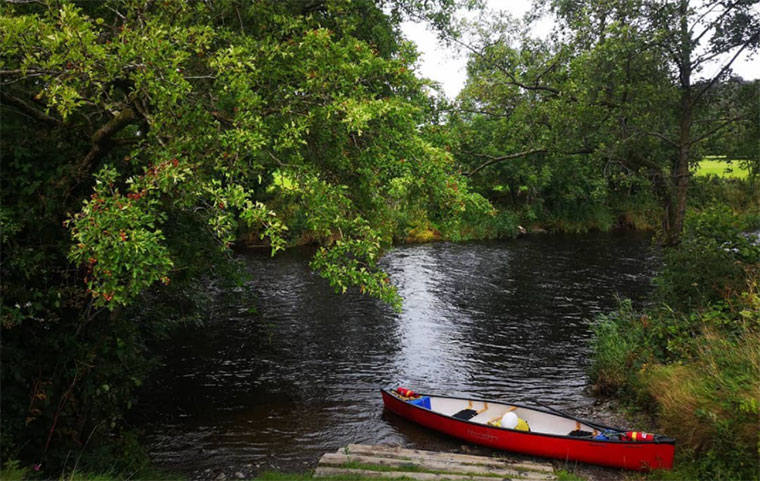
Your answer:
[696,157,750,179]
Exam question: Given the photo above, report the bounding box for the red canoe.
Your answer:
[381,388,675,471]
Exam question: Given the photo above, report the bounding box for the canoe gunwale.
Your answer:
[381,389,676,445]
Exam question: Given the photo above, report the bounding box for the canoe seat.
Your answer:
[452,409,479,421]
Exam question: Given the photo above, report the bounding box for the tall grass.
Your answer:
[0,460,28,481]
[589,300,648,395]
[642,328,759,479]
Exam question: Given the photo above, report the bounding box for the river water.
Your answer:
[138,232,659,476]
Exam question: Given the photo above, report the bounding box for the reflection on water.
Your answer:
[138,232,658,475]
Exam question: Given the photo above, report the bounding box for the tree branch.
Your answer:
[0,68,59,77]
[444,106,512,118]
[691,1,739,46]
[76,107,137,179]
[0,91,61,126]
[688,1,726,34]
[632,127,679,148]
[691,29,760,107]
[690,116,743,145]
[689,31,754,70]
[466,148,547,177]
[448,36,563,97]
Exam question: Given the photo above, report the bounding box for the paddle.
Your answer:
[527,398,617,433]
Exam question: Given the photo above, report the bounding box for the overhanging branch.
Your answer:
[0,91,61,126]
[465,148,547,177]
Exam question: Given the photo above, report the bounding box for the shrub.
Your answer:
[590,300,651,395]
[688,176,760,213]
[655,205,760,312]
[437,199,519,241]
[542,203,615,233]
[592,286,760,479]
[405,224,442,243]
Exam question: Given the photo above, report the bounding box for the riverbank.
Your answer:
[239,395,655,481]
[589,207,760,480]
[239,395,664,481]
[0,366,735,481]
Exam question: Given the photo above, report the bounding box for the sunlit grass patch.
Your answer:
[695,157,749,179]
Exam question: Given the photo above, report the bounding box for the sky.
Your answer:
[400,1,759,99]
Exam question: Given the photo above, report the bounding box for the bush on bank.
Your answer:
[590,205,760,480]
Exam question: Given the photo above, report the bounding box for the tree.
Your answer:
[448,0,759,242]
[698,76,760,170]
[0,0,487,471]
[444,9,641,226]
[550,0,759,243]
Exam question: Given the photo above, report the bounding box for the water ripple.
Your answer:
[138,232,658,476]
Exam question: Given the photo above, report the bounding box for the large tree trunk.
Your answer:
[663,1,693,247]
[665,92,692,246]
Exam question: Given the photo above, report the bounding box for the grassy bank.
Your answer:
[590,205,760,480]
[0,462,180,481]
[508,171,757,236]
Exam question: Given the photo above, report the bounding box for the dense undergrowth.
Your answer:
[590,189,760,480]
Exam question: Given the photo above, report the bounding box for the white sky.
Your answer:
[401,1,759,99]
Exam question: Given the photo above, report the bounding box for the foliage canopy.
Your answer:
[446,0,759,238]
[0,0,487,471]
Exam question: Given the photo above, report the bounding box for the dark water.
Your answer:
[138,232,658,475]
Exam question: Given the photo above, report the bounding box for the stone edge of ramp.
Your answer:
[314,444,556,480]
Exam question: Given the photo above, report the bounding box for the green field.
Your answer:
[695,157,749,179]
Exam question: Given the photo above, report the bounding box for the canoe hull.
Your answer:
[381,390,674,471]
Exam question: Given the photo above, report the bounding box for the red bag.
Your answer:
[624,431,655,442]
[396,387,418,398]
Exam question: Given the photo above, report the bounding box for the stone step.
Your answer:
[314,444,556,480]
[343,444,554,473]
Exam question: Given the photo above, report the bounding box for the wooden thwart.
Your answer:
[488,405,518,425]
[314,444,556,480]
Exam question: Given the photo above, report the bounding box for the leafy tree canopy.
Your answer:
[446,0,758,237]
[0,0,487,470]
